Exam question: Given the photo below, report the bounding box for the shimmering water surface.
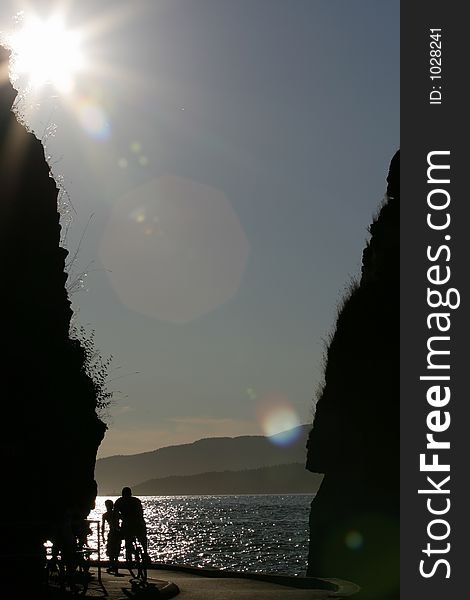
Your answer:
[90,494,313,576]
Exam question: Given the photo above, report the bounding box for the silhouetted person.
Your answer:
[102,499,121,574]
[52,507,90,589]
[114,487,150,565]
[57,511,79,580]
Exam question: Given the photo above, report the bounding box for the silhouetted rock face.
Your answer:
[0,47,105,593]
[306,152,399,598]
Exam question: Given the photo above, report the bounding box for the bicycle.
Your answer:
[126,536,148,591]
[45,541,93,596]
[45,519,107,597]
[70,544,94,596]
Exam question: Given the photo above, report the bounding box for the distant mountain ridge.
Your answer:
[133,463,322,496]
[96,424,311,494]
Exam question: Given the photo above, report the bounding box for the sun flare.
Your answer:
[8,15,85,93]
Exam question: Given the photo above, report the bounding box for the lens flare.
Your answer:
[99,175,249,323]
[345,530,364,550]
[257,395,301,446]
[245,387,257,401]
[76,98,111,140]
[130,141,142,153]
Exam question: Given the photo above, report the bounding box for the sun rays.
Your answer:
[1,5,152,144]
[8,14,85,93]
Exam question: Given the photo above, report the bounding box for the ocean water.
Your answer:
[89,494,314,576]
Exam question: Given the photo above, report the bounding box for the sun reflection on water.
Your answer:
[89,494,313,575]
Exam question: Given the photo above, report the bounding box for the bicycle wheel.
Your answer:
[70,550,92,596]
[128,542,148,592]
[135,545,147,583]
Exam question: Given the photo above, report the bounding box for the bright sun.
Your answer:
[8,15,85,93]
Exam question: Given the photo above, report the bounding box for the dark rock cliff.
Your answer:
[0,47,106,595]
[306,152,399,598]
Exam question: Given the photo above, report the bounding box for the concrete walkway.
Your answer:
[83,566,360,599]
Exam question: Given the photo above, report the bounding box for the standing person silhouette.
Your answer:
[114,487,150,566]
[102,500,121,575]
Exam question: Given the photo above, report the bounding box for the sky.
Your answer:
[0,0,399,457]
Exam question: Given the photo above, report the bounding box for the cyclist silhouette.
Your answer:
[114,487,150,565]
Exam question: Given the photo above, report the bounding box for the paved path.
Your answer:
[87,567,360,599]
